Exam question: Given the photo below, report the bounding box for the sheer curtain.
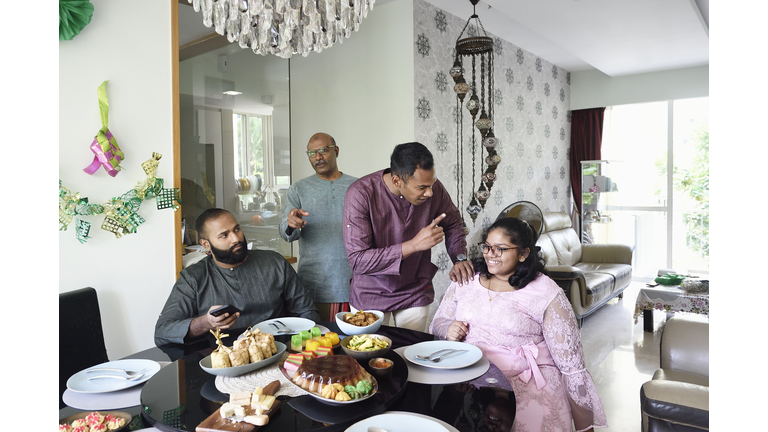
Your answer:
[570,108,606,235]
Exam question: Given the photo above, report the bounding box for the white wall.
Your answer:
[571,65,709,109]
[289,0,415,181]
[59,0,176,358]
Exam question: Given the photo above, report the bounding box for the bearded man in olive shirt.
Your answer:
[154,208,320,346]
[342,142,473,332]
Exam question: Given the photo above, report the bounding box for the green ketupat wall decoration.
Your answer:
[60,0,94,41]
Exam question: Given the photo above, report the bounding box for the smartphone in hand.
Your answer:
[209,304,242,317]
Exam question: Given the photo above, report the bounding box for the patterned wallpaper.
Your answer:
[412,0,572,314]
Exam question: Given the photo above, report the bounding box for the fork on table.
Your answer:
[414,349,455,360]
[270,320,294,334]
[86,367,148,377]
[414,349,469,363]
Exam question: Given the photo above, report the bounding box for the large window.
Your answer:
[234,113,266,181]
[598,97,709,279]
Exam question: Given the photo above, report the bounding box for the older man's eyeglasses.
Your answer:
[305,145,336,158]
[478,243,519,257]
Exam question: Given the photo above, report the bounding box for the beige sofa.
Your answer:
[536,212,633,326]
[640,315,709,431]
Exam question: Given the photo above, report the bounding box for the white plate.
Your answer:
[200,341,286,377]
[384,412,460,432]
[403,341,483,370]
[396,347,490,385]
[67,359,161,393]
[346,412,448,432]
[249,317,316,335]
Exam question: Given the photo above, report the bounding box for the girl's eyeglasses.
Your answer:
[478,243,519,257]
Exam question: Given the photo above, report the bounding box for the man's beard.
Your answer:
[210,237,248,265]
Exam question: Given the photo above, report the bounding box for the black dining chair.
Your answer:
[59,287,110,409]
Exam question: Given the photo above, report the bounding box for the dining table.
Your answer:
[59,321,515,432]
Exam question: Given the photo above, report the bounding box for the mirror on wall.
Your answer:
[178,2,291,258]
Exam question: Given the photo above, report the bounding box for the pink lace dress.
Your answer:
[430,273,607,432]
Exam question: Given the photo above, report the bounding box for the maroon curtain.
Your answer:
[570,108,606,222]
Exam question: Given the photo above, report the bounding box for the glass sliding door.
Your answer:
[671,98,709,273]
[601,102,669,279]
[599,98,709,280]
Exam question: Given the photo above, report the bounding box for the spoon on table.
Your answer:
[368,428,388,432]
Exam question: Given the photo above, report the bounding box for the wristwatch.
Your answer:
[455,254,467,263]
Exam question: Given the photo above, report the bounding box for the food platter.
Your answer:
[279,359,378,405]
[200,341,286,377]
[59,410,132,432]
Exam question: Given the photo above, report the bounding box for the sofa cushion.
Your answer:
[660,316,709,377]
[546,228,582,266]
[576,263,633,295]
[535,233,559,266]
[542,211,573,232]
[641,381,709,431]
[581,243,634,265]
[652,369,709,387]
[581,271,615,308]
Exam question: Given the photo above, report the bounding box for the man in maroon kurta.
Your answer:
[342,142,472,331]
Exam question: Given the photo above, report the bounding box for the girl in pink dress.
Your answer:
[430,218,607,432]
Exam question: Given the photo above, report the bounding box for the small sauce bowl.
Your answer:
[368,357,394,378]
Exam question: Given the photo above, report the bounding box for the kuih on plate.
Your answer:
[289,326,340,352]
[59,410,131,432]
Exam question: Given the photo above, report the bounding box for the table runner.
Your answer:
[215,351,310,397]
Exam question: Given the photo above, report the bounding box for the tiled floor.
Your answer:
[578,281,667,432]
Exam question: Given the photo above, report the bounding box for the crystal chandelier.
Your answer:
[186,0,376,59]
[450,0,498,226]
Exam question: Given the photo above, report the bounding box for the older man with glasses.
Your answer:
[279,132,358,321]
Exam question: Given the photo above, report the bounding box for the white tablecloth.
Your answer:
[633,285,709,324]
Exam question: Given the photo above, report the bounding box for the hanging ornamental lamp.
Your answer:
[450,0,500,226]
[185,0,376,59]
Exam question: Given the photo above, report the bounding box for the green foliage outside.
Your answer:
[249,117,264,179]
[656,125,709,261]
[676,126,709,261]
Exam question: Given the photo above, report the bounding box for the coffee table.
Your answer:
[634,284,709,332]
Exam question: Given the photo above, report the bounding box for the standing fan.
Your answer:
[496,201,544,235]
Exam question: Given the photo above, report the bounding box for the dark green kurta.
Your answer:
[154,249,320,345]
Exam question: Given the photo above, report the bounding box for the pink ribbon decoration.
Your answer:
[483,342,549,391]
[514,342,547,390]
[83,129,123,176]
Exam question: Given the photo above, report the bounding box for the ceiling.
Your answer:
[423,0,709,77]
[179,0,709,78]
